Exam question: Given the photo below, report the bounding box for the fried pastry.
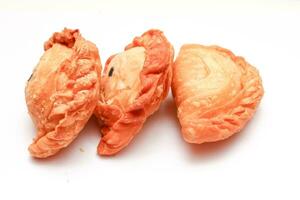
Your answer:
[94,29,174,155]
[172,44,263,144]
[25,28,101,158]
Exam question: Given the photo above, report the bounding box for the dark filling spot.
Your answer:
[28,73,33,81]
[108,67,114,77]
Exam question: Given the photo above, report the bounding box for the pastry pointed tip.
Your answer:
[97,141,120,156]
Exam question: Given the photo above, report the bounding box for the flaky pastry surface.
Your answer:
[26,28,101,158]
[94,30,174,155]
[172,44,264,143]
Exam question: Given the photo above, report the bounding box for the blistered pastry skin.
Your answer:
[25,28,101,158]
[95,29,174,155]
[172,44,263,144]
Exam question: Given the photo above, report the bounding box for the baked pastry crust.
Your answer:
[25,28,101,158]
[172,44,264,144]
[94,29,174,155]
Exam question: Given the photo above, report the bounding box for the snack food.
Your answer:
[172,44,263,144]
[25,28,101,158]
[94,29,174,155]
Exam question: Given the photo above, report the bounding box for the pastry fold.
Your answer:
[25,28,101,158]
[172,44,263,144]
[94,29,174,155]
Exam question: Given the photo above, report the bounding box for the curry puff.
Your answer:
[25,28,101,158]
[94,29,174,155]
[172,44,263,144]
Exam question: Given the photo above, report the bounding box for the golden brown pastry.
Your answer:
[94,29,174,155]
[172,44,263,144]
[25,28,101,158]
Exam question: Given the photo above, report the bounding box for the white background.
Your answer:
[1,1,300,199]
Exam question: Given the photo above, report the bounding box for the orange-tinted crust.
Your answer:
[25,28,101,158]
[172,44,264,144]
[94,29,174,155]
